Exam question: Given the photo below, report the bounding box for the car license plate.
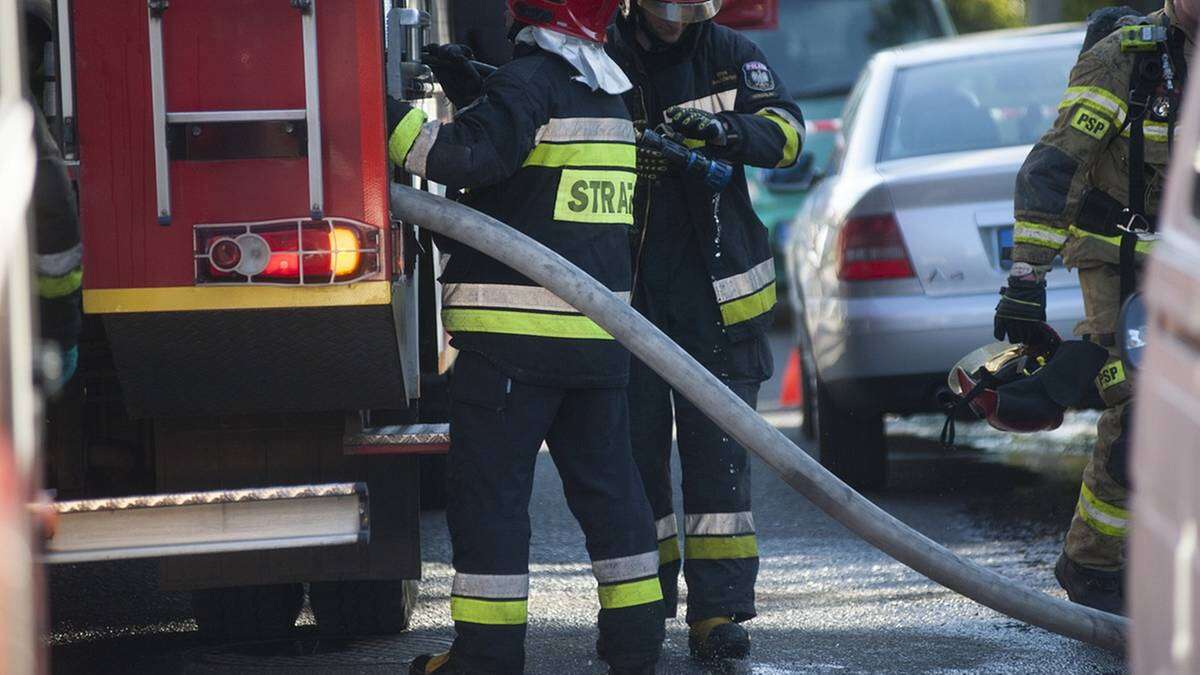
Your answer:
[997,226,1013,270]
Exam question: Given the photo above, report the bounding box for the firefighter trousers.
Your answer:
[1063,260,1132,572]
[627,338,767,624]
[445,350,665,673]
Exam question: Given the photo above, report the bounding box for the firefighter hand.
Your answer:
[666,106,730,146]
[422,43,484,108]
[637,144,672,182]
[993,278,1055,345]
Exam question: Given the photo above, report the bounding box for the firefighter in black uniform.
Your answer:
[387,1,664,672]
[606,0,804,661]
[24,0,83,392]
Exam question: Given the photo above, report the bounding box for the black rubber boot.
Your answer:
[688,618,751,662]
[1054,554,1124,615]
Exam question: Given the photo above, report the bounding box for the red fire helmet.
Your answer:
[507,0,623,44]
[637,0,724,24]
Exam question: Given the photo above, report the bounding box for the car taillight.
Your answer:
[195,218,381,285]
[836,214,914,281]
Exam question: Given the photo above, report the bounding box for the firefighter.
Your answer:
[386,1,664,672]
[605,0,804,661]
[998,0,1194,615]
[23,0,83,392]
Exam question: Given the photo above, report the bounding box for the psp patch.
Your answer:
[1070,107,1112,140]
[742,61,775,92]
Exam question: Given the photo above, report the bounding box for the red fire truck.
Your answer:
[33,0,777,642]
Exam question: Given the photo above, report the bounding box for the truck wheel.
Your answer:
[310,579,418,635]
[814,379,887,491]
[192,583,303,640]
[419,455,448,511]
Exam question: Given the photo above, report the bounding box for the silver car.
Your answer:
[784,27,1086,490]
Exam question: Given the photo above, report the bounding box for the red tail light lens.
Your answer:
[195,218,381,285]
[836,214,914,281]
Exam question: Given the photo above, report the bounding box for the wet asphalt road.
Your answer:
[48,330,1127,674]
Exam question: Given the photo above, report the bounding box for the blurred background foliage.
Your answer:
[946,0,1167,32]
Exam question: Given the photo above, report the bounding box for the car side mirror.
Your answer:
[765,152,820,193]
[1118,292,1147,372]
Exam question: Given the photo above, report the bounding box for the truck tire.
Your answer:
[814,379,887,491]
[192,583,304,640]
[310,579,418,635]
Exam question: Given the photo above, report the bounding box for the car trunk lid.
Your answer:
[875,145,1076,297]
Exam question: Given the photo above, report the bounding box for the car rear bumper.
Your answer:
[807,287,1085,394]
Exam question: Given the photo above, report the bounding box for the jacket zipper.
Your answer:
[631,84,653,303]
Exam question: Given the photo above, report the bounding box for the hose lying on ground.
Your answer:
[390,184,1127,652]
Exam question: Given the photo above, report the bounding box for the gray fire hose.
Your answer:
[390,184,1127,651]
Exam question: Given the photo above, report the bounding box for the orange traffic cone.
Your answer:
[779,348,803,408]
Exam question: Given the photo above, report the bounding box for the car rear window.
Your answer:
[879,44,1079,161]
[743,0,946,98]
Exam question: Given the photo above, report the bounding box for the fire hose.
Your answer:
[389,183,1128,651]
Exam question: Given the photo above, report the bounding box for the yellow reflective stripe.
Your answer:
[685,534,759,560]
[451,597,528,625]
[658,536,680,565]
[1077,483,1129,538]
[1120,120,1171,142]
[1067,226,1156,255]
[442,308,613,340]
[757,109,800,168]
[683,138,706,149]
[553,169,636,225]
[1014,220,1069,249]
[713,259,775,304]
[39,267,83,299]
[523,142,636,169]
[597,577,663,609]
[388,107,429,165]
[1096,360,1127,391]
[719,282,776,325]
[83,282,391,314]
[1059,86,1127,124]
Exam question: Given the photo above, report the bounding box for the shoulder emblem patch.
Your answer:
[1070,107,1112,140]
[742,61,775,92]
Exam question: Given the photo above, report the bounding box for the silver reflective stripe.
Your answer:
[672,89,737,117]
[452,572,529,599]
[686,511,756,536]
[444,283,630,313]
[592,551,660,584]
[37,243,83,277]
[535,117,636,144]
[761,106,806,146]
[655,514,678,541]
[404,121,441,177]
[712,259,775,304]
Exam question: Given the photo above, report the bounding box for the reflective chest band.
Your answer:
[713,259,777,325]
[442,283,630,340]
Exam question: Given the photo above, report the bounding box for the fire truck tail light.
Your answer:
[208,238,242,272]
[195,218,381,286]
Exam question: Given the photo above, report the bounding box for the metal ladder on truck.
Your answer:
[146,0,325,225]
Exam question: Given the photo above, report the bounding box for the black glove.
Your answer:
[636,144,672,182]
[421,43,484,108]
[665,106,731,146]
[994,277,1056,345]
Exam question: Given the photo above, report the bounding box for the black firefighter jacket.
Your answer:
[389,45,638,388]
[606,15,805,343]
